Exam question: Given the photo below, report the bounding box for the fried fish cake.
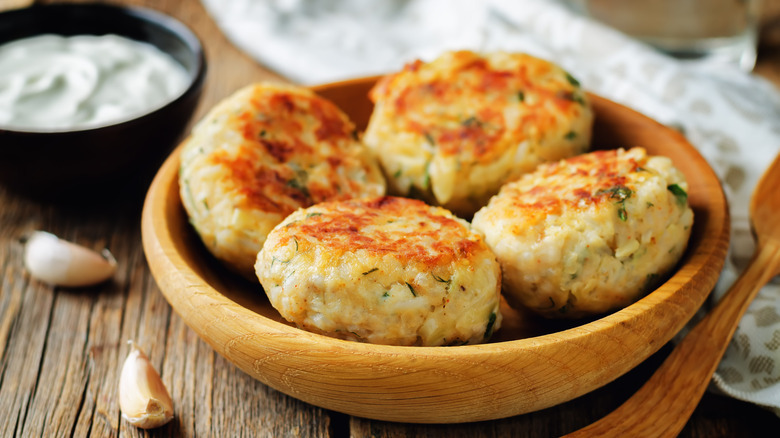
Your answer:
[255,196,502,346]
[472,147,694,318]
[363,50,593,217]
[179,82,386,278]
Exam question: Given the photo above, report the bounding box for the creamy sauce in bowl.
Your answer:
[0,34,190,131]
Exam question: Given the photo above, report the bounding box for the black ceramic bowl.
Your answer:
[0,3,206,201]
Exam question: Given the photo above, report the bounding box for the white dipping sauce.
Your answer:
[0,34,190,130]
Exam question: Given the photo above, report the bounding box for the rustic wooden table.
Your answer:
[3,0,780,436]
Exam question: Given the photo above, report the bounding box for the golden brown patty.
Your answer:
[363,50,593,217]
[179,82,386,278]
[472,147,694,318]
[255,196,503,346]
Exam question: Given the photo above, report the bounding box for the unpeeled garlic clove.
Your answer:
[23,230,117,287]
[119,341,174,429]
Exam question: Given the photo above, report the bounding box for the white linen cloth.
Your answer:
[201,0,780,415]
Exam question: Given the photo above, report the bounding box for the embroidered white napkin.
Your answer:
[201,0,780,414]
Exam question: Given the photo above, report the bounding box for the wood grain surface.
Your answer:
[2,0,780,436]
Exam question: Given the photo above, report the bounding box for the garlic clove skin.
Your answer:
[119,341,174,429]
[23,231,117,287]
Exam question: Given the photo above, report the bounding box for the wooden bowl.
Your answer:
[141,76,730,423]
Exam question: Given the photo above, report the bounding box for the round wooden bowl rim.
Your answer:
[141,76,730,423]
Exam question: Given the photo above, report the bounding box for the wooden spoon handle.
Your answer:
[565,239,780,438]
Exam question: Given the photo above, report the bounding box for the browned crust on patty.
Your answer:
[500,149,647,225]
[369,51,585,164]
[205,86,369,217]
[278,196,483,267]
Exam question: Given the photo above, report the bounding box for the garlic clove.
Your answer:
[23,230,117,287]
[119,341,174,429]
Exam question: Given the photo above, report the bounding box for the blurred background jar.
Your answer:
[573,0,763,71]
